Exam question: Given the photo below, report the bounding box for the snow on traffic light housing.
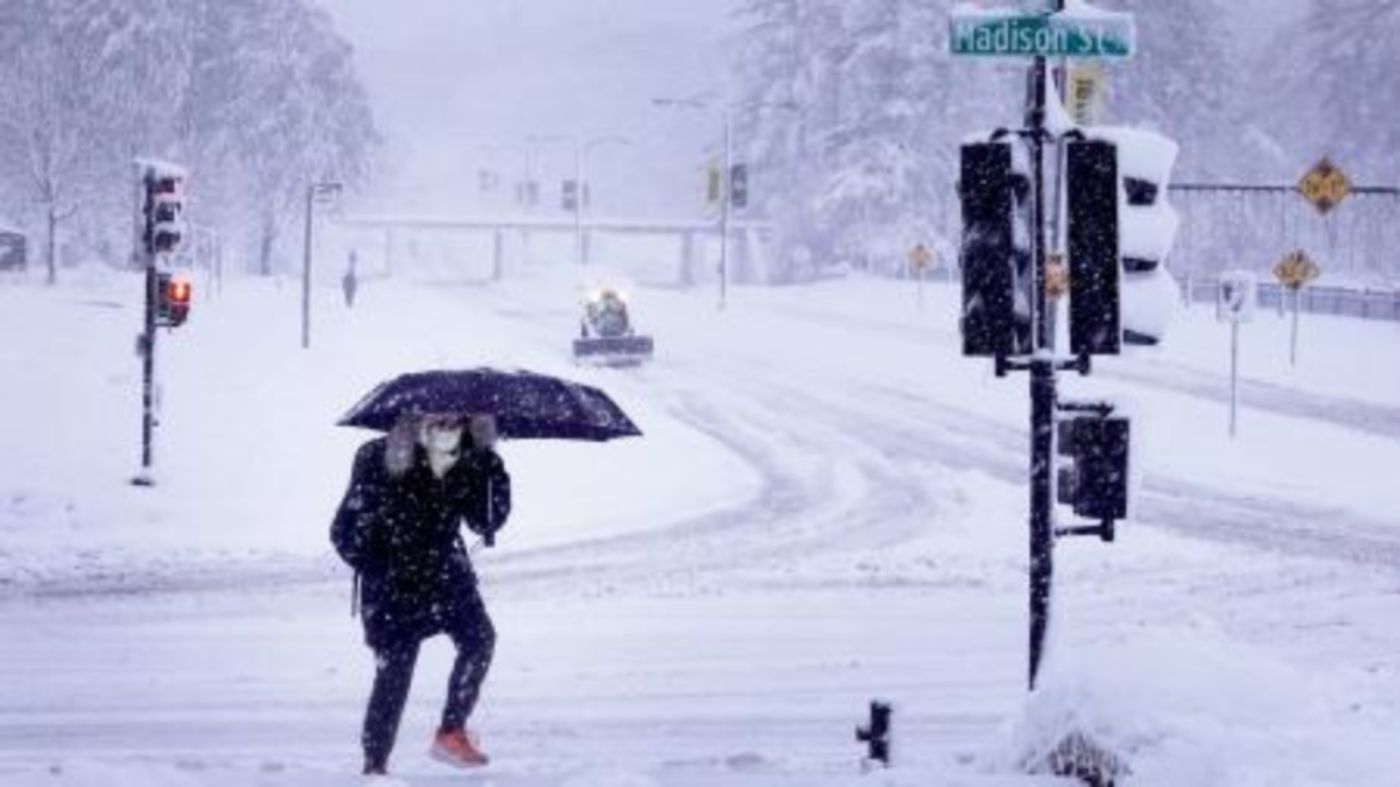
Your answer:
[958,140,1033,358]
[156,272,192,328]
[1087,126,1180,347]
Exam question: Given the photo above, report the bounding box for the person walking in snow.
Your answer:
[342,251,359,308]
[331,411,510,776]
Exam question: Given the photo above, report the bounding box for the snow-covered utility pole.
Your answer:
[302,181,341,350]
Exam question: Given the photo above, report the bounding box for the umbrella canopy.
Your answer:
[338,368,642,441]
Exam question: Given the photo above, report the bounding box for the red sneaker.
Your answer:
[430,728,489,768]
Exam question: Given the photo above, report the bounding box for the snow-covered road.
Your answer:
[2,264,1399,785]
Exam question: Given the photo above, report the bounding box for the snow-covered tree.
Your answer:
[0,0,111,282]
[733,0,1260,275]
[1093,0,1247,181]
[0,0,378,276]
[733,0,846,281]
[734,0,1012,277]
[204,0,378,274]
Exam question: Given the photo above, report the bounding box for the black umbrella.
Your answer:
[338,368,642,441]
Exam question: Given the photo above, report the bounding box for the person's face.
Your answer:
[419,415,463,453]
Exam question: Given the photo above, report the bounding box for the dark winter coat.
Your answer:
[331,437,510,649]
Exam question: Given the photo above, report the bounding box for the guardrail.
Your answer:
[1178,275,1400,322]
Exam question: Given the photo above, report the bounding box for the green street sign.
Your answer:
[950,11,1135,58]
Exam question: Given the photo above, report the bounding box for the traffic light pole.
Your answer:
[1025,1,1065,691]
[135,245,158,486]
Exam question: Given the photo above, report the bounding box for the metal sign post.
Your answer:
[1290,288,1300,366]
[1273,250,1319,367]
[1217,271,1256,438]
[908,243,935,312]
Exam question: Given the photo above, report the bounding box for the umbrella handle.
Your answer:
[485,476,494,547]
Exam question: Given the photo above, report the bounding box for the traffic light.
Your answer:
[142,171,185,257]
[155,272,192,327]
[729,163,749,208]
[1065,138,1121,356]
[958,141,1032,357]
[1095,126,1180,346]
[562,179,579,211]
[705,163,722,205]
[1056,411,1130,524]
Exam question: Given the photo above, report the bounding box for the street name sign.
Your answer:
[949,9,1135,59]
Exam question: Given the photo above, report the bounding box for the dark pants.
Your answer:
[361,591,495,771]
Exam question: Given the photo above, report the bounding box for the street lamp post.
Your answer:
[302,180,341,349]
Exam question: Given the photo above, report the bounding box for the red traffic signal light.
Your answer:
[156,273,192,327]
[167,276,191,304]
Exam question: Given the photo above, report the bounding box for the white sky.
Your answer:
[313,0,739,217]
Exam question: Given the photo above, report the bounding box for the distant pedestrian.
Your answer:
[342,251,359,308]
[331,412,511,776]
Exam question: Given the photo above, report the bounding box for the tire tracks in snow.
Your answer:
[481,365,951,595]
[1099,363,1400,441]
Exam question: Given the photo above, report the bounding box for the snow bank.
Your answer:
[1003,625,1400,786]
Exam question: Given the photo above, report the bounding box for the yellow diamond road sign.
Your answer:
[1297,157,1350,215]
[1273,250,1320,289]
